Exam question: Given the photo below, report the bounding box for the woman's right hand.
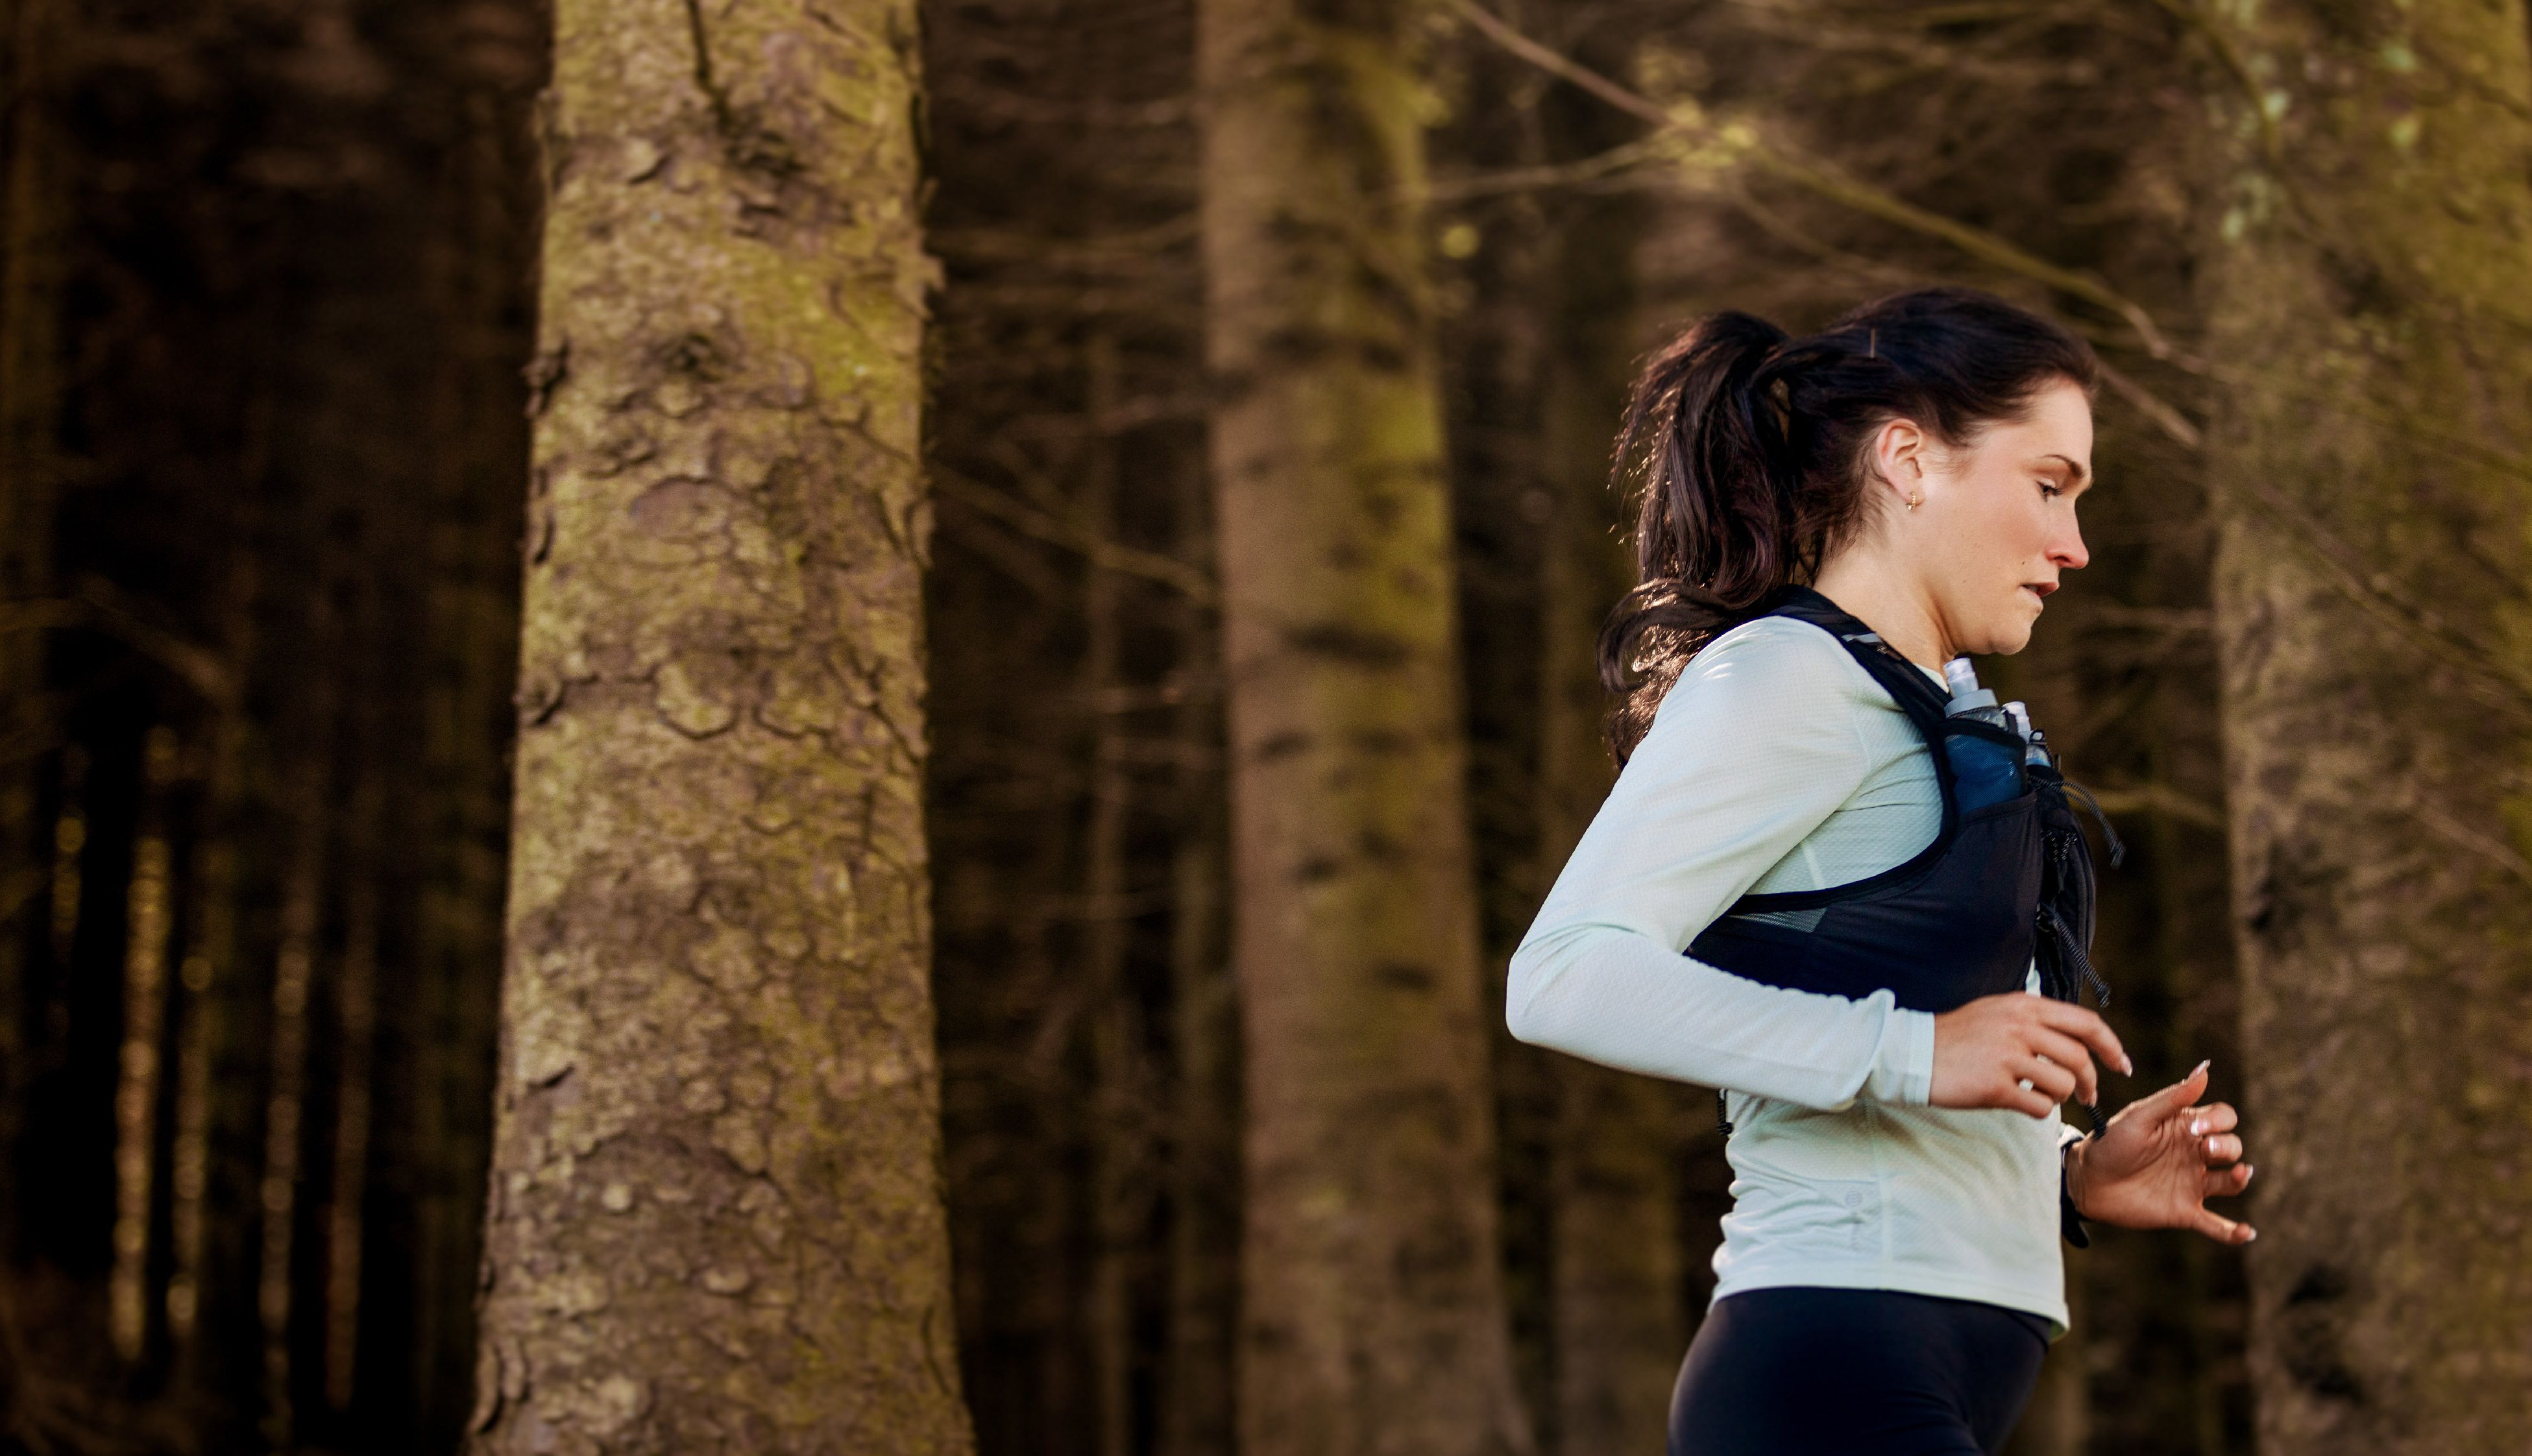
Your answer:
[1930,993,2130,1118]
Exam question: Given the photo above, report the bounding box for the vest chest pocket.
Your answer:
[1942,719,2028,813]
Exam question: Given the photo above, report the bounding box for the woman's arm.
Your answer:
[1507,620,1935,1110]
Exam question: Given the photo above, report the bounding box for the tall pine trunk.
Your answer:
[1198,1,1531,1451]
[1528,91,1682,1456]
[411,63,542,1447]
[1538,472,1683,1455]
[0,0,58,1313]
[1162,441,1240,1456]
[469,0,972,1447]
[2202,2,2532,1449]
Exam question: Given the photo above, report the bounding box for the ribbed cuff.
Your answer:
[1866,1004,1936,1106]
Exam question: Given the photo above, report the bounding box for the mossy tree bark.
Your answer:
[470,0,972,1448]
[1198,1,1532,1452]
[2200,2,2532,1450]
[1526,77,1683,1456]
[1539,412,1682,1455]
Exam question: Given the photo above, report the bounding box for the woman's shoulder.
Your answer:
[1675,613,1878,701]
[1632,613,1888,749]
[1621,613,1890,786]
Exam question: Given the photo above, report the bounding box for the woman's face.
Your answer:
[1910,378,2095,659]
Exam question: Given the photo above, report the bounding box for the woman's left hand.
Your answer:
[2064,1060,2255,1244]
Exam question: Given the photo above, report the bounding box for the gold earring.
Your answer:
[1906,492,1923,511]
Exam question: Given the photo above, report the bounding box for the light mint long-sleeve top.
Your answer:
[1507,614,2074,1332]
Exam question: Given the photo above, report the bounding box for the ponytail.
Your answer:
[1598,288,2098,762]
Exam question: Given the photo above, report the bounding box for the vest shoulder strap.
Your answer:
[1722,588,1962,912]
[1762,587,1953,744]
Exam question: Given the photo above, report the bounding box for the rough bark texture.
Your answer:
[1198,1,1531,1452]
[469,0,972,1448]
[1529,96,1681,1456]
[1426,17,1685,1450]
[2201,2,2532,1450]
[1164,418,1239,1456]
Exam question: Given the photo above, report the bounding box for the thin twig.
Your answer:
[2085,783,2227,831]
[2139,0,2285,176]
[0,585,232,704]
[1422,135,1669,202]
[932,465,1219,606]
[2401,784,2532,892]
[2228,471,2532,721]
[1444,0,2200,368]
[932,215,1200,264]
[2097,360,2204,449]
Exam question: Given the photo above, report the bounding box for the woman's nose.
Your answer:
[2051,518,2089,572]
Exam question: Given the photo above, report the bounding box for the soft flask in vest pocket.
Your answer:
[1942,721,2027,812]
[1938,657,2029,812]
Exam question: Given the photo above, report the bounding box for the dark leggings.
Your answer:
[1668,1288,2051,1456]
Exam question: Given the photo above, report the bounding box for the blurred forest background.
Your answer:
[1,0,2526,1453]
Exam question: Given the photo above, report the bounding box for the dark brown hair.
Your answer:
[1599,287,2098,760]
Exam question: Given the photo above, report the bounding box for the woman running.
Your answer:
[1507,288,2255,1456]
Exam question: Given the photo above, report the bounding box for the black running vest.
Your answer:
[1687,589,2117,1108]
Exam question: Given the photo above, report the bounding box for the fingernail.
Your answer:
[2245,1228,2258,1241]
[2193,1060,2210,1077]
[2207,1137,2222,1156]
[2190,1119,2205,1136]
[2122,1056,2134,1074]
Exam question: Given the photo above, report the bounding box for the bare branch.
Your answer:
[2229,471,2532,722]
[0,585,232,704]
[2097,361,2204,450]
[931,465,1219,606]
[2138,0,2286,175]
[1444,0,2200,367]
[2086,783,2226,831]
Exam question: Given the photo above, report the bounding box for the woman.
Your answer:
[1506,288,2255,1456]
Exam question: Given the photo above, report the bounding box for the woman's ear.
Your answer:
[1867,417,1929,501]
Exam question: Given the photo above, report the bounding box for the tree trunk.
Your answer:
[2202,3,2532,1450]
[1161,444,1238,1456]
[0,0,61,1299]
[323,675,385,1416]
[1197,1,1532,1451]
[1079,327,1145,1456]
[469,0,973,1447]
[108,727,178,1363]
[1529,86,1681,1456]
[410,67,541,1448]
[259,705,333,1446]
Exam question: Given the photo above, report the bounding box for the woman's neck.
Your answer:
[1809,551,1950,669]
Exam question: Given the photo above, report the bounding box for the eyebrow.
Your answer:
[2038,453,2092,487]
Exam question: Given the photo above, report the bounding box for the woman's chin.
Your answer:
[1966,620,2037,657]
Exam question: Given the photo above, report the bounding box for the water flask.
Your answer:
[2001,701,2054,768]
[1943,658,2010,729]
[1942,658,2026,810]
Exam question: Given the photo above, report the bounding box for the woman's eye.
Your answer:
[2038,480,2063,498]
